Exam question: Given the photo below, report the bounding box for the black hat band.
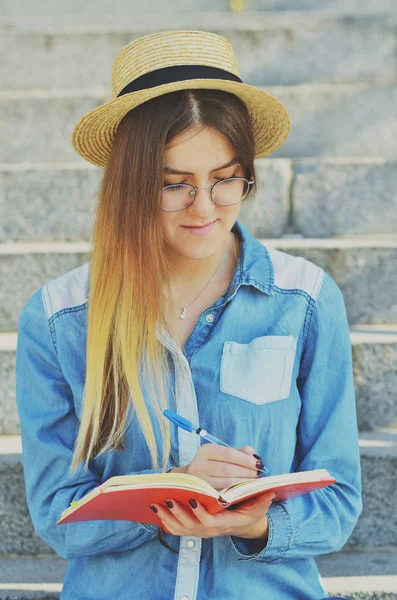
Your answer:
[117,65,243,97]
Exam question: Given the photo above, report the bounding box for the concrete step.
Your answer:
[350,326,397,433]
[1,237,396,333]
[2,327,397,435]
[2,158,397,242]
[316,548,397,599]
[1,0,396,18]
[2,84,396,163]
[0,551,397,599]
[0,557,65,600]
[1,13,395,90]
[292,158,397,238]
[0,431,396,554]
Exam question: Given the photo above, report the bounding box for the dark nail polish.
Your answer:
[256,460,264,470]
[189,499,197,509]
[149,505,158,513]
[257,469,262,477]
[253,454,263,461]
[165,500,173,509]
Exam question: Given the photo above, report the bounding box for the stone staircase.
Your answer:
[1,1,397,598]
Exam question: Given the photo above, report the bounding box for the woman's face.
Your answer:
[159,126,245,261]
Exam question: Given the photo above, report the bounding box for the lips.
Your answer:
[183,220,215,228]
[181,220,217,236]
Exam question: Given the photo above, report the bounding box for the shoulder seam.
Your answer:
[41,262,90,318]
[312,264,325,302]
[41,284,51,320]
[266,245,325,301]
[40,286,59,357]
[301,270,328,352]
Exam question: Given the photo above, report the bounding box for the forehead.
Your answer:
[164,127,236,173]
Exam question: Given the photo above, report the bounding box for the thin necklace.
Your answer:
[166,242,227,320]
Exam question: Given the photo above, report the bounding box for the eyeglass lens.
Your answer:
[160,178,250,212]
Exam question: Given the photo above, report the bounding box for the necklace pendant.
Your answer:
[179,307,186,320]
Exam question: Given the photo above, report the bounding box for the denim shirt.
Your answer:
[15,220,362,600]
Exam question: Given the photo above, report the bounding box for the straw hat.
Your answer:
[72,30,290,168]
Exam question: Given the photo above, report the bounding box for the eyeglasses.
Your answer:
[159,177,255,212]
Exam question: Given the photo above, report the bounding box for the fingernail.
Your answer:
[189,499,197,509]
[149,505,158,513]
[257,469,262,477]
[253,454,263,461]
[165,500,173,509]
[256,460,264,469]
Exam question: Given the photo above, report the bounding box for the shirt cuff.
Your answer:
[230,501,293,563]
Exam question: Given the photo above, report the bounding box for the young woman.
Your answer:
[16,30,361,599]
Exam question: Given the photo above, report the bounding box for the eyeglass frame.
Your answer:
[159,176,255,212]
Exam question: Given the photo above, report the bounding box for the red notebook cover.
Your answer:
[57,477,336,527]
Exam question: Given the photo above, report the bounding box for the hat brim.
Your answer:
[72,79,290,168]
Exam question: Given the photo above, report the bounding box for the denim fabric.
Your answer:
[15,220,362,600]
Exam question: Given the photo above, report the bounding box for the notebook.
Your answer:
[57,468,336,526]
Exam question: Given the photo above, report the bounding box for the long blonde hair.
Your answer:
[71,89,258,472]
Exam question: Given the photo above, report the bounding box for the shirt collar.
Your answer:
[85,220,274,299]
[228,220,274,298]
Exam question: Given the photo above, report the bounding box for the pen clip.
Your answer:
[163,409,196,433]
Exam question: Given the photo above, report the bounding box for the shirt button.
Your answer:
[186,539,196,549]
[206,314,214,323]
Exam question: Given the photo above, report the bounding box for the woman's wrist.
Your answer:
[235,516,269,541]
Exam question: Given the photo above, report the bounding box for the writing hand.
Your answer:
[170,444,265,491]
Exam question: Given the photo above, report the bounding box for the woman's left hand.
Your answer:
[149,490,276,541]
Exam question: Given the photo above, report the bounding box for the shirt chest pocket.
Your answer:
[220,335,297,405]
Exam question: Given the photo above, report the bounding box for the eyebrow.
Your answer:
[164,156,240,175]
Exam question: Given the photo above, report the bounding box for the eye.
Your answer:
[163,184,186,192]
[215,168,240,181]
[215,175,236,183]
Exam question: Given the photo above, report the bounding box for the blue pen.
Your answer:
[163,409,267,474]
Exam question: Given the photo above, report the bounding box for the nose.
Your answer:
[188,185,216,216]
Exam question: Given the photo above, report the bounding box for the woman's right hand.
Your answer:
[172,444,264,491]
